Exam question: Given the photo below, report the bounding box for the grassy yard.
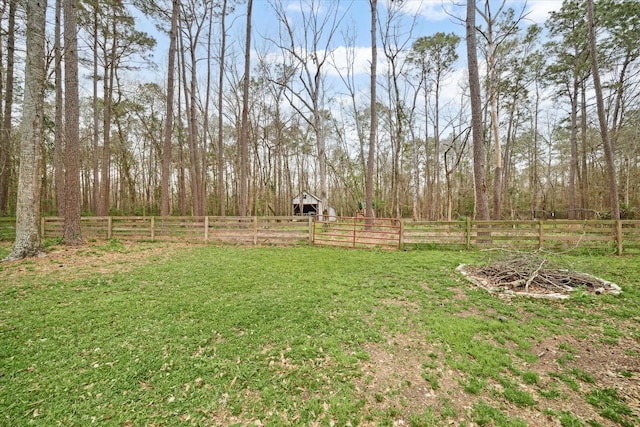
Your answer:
[0,241,638,426]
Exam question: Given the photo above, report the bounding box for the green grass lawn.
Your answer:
[0,241,638,426]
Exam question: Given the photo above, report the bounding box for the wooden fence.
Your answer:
[1,216,639,254]
[403,218,640,255]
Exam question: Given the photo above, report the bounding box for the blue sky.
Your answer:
[136,0,564,75]
[129,0,564,116]
[250,0,563,46]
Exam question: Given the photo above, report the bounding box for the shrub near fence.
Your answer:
[1,216,639,254]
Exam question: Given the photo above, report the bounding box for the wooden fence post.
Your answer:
[352,216,357,248]
[204,216,209,243]
[253,216,258,245]
[465,217,471,250]
[538,220,544,250]
[107,217,113,239]
[308,216,313,245]
[616,220,623,256]
[150,216,155,241]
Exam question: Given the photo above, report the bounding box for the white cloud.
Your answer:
[396,0,563,25]
[285,0,323,15]
[328,45,373,77]
[399,0,456,22]
[523,0,563,24]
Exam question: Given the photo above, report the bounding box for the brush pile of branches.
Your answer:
[457,254,621,298]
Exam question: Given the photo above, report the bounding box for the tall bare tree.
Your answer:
[380,1,418,218]
[54,0,65,215]
[91,5,155,215]
[0,0,16,214]
[409,32,461,220]
[476,1,523,219]
[271,0,344,218]
[216,0,229,216]
[239,0,253,216]
[7,0,47,259]
[161,0,179,216]
[178,0,208,216]
[466,0,490,220]
[98,11,118,216]
[587,0,619,220]
[366,0,377,220]
[546,1,590,219]
[63,0,82,245]
[90,1,100,214]
[331,24,367,202]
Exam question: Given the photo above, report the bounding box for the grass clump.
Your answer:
[558,411,585,426]
[472,400,527,427]
[585,388,637,427]
[521,370,540,385]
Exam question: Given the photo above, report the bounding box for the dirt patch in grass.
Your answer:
[530,335,640,420]
[355,332,465,424]
[0,241,189,285]
[355,324,639,426]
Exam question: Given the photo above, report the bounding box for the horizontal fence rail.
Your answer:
[0,216,639,254]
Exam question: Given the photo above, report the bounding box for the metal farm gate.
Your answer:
[312,216,402,250]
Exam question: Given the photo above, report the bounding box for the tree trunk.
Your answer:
[580,86,589,215]
[434,77,441,220]
[217,0,228,216]
[587,0,619,220]
[53,0,65,215]
[485,12,502,220]
[201,1,214,216]
[239,0,252,216]
[99,19,118,216]
[188,37,203,216]
[161,0,179,216]
[63,0,82,245]
[0,0,16,214]
[568,78,578,220]
[530,78,540,218]
[7,0,47,260]
[92,5,100,214]
[466,0,490,220]
[366,0,377,221]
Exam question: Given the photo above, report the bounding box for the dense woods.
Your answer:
[2,0,639,238]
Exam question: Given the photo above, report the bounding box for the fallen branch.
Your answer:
[458,254,621,297]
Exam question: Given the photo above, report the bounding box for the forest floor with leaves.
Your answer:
[0,240,638,426]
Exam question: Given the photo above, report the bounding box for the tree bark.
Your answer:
[187,25,203,216]
[216,0,228,216]
[466,0,490,220]
[239,0,253,216]
[366,0,377,221]
[161,0,179,216]
[62,0,82,245]
[54,0,65,215]
[0,0,16,214]
[98,18,118,216]
[587,0,619,220]
[92,4,100,214]
[7,0,47,260]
